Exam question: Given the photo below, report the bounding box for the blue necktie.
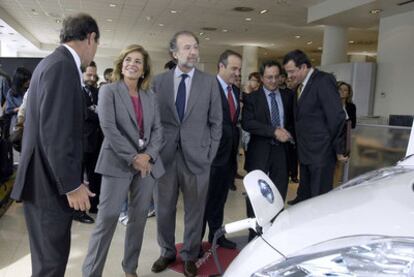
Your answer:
[176,74,188,122]
[269,93,280,127]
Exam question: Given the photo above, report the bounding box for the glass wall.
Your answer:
[346,124,411,180]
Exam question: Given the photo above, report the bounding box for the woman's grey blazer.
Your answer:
[95,80,165,179]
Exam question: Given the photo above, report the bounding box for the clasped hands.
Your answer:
[133,153,152,177]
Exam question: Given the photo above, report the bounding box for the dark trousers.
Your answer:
[287,144,298,179]
[83,151,101,212]
[23,201,73,277]
[296,161,336,200]
[202,163,235,241]
[246,143,288,240]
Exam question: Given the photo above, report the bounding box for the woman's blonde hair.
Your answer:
[337,81,353,104]
[112,44,151,90]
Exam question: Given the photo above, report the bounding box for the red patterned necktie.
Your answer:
[227,85,236,123]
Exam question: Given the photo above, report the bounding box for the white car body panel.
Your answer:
[224,159,414,277]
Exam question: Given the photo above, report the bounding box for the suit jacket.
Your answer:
[294,69,346,166]
[242,87,294,172]
[12,46,84,208]
[95,81,164,179]
[152,68,222,175]
[212,80,240,167]
[83,85,103,153]
[345,102,357,129]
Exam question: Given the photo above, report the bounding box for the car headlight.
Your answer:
[251,236,414,276]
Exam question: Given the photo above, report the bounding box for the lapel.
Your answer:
[116,81,139,131]
[258,88,272,124]
[165,70,180,123]
[280,89,290,126]
[233,85,241,118]
[57,46,85,119]
[297,69,318,108]
[139,89,151,138]
[217,78,231,121]
[183,68,201,122]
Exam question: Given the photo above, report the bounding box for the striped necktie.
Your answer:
[269,92,280,127]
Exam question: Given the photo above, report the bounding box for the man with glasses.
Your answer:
[242,60,294,203]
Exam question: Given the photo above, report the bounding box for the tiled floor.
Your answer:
[0,169,298,277]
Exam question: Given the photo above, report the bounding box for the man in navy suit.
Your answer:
[202,50,242,249]
[11,14,99,277]
[242,60,294,202]
[283,49,347,204]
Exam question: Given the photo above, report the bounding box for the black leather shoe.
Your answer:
[184,261,197,277]
[287,197,303,206]
[73,211,95,224]
[217,237,236,249]
[151,256,176,273]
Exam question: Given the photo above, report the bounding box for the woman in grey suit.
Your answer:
[82,44,164,277]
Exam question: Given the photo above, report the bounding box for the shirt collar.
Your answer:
[263,86,280,97]
[62,44,84,87]
[216,74,231,92]
[302,67,314,89]
[174,66,195,79]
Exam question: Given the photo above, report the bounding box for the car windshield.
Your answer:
[337,166,412,190]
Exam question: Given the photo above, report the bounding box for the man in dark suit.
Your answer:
[73,61,103,223]
[11,14,99,277]
[202,50,242,250]
[283,49,347,204]
[242,60,294,202]
[151,31,222,277]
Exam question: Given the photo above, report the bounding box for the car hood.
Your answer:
[225,167,414,277]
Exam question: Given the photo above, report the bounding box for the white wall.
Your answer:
[374,10,414,117]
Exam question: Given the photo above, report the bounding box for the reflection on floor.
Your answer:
[0,175,298,277]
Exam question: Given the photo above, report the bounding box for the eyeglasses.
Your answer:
[263,75,280,81]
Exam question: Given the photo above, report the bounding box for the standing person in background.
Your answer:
[0,69,11,112]
[243,72,261,96]
[79,61,103,220]
[334,81,357,185]
[278,71,288,90]
[283,49,347,205]
[11,13,99,277]
[338,81,356,129]
[151,30,222,277]
[202,49,241,250]
[83,44,164,277]
[99,67,113,87]
[279,71,299,184]
[240,72,261,152]
[5,67,32,136]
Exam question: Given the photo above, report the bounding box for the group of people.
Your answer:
[9,12,356,277]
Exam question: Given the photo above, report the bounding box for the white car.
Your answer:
[223,155,414,276]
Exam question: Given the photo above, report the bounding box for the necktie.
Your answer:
[297,83,304,99]
[83,86,93,101]
[176,74,188,122]
[269,92,280,127]
[227,85,236,123]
